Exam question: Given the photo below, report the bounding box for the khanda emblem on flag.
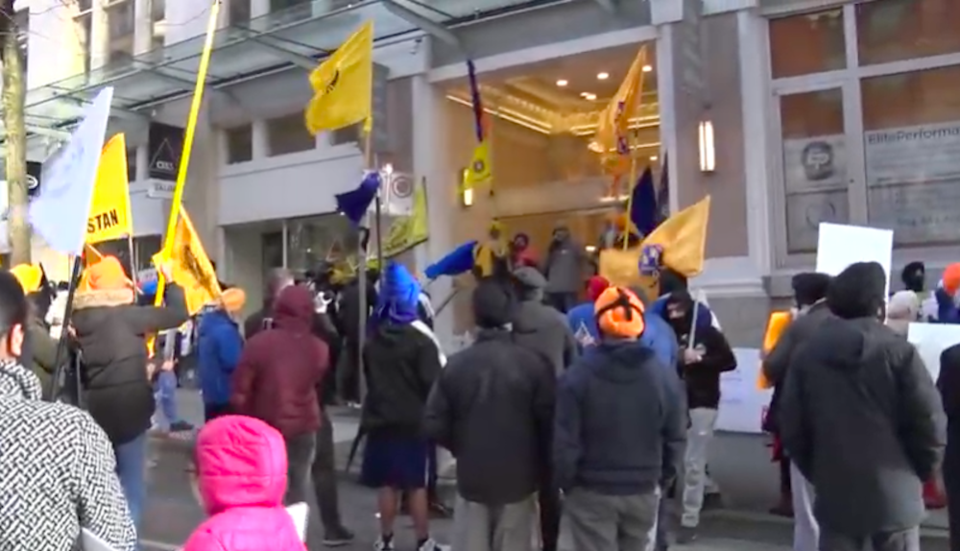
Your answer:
[323,70,340,95]
[181,245,215,292]
[639,244,663,275]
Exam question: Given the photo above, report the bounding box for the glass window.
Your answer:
[152,0,165,22]
[135,235,162,272]
[224,124,253,164]
[857,0,960,66]
[331,123,362,146]
[287,215,359,275]
[270,0,310,13]
[229,0,251,26]
[265,113,315,157]
[75,12,92,74]
[769,9,845,79]
[862,65,960,247]
[106,0,134,68]
[262,231,283,275]
[779,89,850,253]
[126,147,137,181]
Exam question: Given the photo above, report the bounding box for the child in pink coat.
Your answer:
[183,415,307,551]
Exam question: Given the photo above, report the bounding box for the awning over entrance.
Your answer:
[16,0,571,139]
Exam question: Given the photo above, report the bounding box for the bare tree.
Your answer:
[0,0,29,264]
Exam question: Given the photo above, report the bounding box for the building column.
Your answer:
[737,8,773,277]
[133,0,153,55]
[251,119,270,159]
[89,0,109,70]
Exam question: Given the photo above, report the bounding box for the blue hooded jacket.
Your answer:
[567,302,678,370]
[197,309,244,405]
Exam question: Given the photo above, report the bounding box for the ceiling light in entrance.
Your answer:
[642,65,653,72]
[597,72,609,80]
[556,79,568,86]
[584,93,597,101]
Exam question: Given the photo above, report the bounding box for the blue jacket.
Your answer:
[567,302,678,370]
[935,288,960,324]
[554,342,687,494]
[197,309,243,406]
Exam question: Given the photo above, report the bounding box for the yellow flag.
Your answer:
[382,180,429,257]
[153,208,221,316]
[589,46,647,174]
[461,140,492,192]
[599,195,711,298]
[305,21,374,135]
[86,134,133,244]
[758,311,792,389]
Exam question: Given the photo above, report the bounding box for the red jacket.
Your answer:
[231,285,328,437]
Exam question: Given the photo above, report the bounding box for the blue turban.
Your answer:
[376,261,421,325]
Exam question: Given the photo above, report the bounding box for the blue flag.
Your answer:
[629,166,658,237]
[336,171,381,226]
[425,240,478,280]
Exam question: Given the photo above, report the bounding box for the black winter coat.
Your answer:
[781,316,946,535]
[71,284,189,444]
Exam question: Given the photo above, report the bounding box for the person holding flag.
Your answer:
[70,256,189,535]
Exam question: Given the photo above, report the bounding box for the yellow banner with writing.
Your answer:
[86,134,133,244]
[151,208,221,316]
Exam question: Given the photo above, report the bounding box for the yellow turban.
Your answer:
[10,264,43,294]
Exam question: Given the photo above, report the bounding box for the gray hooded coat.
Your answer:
[511,267,578,375]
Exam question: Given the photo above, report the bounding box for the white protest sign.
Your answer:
[716,348,770,434]
[815,222,894,297]
[30,87,114,255]
[906,322,960,382]
[287,502,308,542]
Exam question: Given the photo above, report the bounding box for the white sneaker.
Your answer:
[373,536,394,551]
[417,538,449,551]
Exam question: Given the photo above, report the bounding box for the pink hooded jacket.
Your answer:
[182,416,306,551]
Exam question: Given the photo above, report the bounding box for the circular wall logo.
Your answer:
[801,141,835,181]
[389,173,413,199]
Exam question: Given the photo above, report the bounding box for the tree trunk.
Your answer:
[0,0,29,265]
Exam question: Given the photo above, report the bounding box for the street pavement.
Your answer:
[140,390,950,550]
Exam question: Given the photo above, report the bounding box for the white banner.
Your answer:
[907,322,960,383]
[816,222,893,297]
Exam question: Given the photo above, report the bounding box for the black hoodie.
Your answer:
[554,342,687,495]
[361,322,443,437]
[780,262,946,535]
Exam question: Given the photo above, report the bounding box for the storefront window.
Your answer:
[856,0,960,66]
[862,64,960,246]
[498,208,610,269]
[262,231,283,275]
[779,88,850,253]
[287,214,359,275]
[769,9,845,79]
[266,113,316,157]
[224,124,252,164]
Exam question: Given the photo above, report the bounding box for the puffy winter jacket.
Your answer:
[182,415,306,551]
[197,309,243,406]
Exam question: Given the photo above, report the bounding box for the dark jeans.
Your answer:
[779,457,792,495]
[311,410,346,534]
[820,527,920,551]
[539,462,561,551]
[284,433,317,506]
[203,402,232,423]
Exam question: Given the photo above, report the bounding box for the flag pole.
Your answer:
[357,121,375,404]
[620,47,648,251]
[151,0,221,311]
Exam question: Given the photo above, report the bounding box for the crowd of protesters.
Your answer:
[1,221,959,551]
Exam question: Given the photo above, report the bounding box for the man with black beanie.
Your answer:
[780,261,946,551]
[762,272,833,549]
[424,279,556,551]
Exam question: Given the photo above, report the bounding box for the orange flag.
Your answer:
[758,311,792,389]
